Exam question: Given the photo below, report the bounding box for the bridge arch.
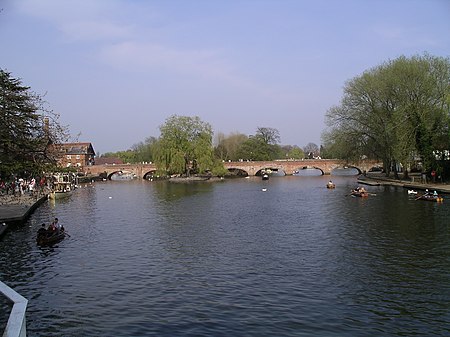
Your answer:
[226,168,249,177]
[256,167,286,176]
[293,166,324,176]
[107,170,123,180]
[143,170,159,180]
[107,170,137,180]
[330,166,362,175]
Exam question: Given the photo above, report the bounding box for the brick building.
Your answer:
[56,142,96,168]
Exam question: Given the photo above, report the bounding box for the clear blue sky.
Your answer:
[1,0,449,155]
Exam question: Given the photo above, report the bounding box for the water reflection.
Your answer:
[152,180,215,201]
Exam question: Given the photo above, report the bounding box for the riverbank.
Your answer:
[360,173,450,194]
[0,193,48,238]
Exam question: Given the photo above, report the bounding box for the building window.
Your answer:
[76,155,80,159]
[67,155,71,159]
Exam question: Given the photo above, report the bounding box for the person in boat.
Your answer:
[433,190,439,198]
[353,187,362,193]
[37,224,47,238]
[51,217,58,230]
[47,221,57,235]
[352,186,367,195]
[53,217,65,232]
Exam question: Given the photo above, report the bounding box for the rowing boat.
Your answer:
[37,229,66,246]
[350,191,369,197]
[416,194,444,202]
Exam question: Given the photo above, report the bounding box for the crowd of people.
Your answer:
[0,176,50,197]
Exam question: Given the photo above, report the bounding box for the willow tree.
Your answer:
[323,54,450,177]
[154,115,215,176]
[0,69,67,177]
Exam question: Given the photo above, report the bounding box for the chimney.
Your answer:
[44,117,49,136]
[43,117,53,145]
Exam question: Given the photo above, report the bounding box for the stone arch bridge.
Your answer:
[84,159,381,179]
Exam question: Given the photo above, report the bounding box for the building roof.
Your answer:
[57,142,96,155]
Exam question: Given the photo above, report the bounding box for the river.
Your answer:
[1,176,450,336]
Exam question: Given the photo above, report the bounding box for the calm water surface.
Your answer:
[1,176,450,336]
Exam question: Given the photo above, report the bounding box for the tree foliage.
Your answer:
[214,132,248,161]
[281,145,305,159]
[154,115,215,176]
[322,54,450,178]
[303,142,320,158]
[101,150,136,163]
[131,136,157,163]
[236,137,271,161]
[0,69,67,177]
[255,127,280,145]
[235,127,283,160]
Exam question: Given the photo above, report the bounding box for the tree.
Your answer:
[303,143,320,159]
[323,54,450,178]
[0,69,67,177]
[236,127,283,161]
[255,127,280,145]
[214,132,248,161]
[101,150,136,163]
[236,136,271,161]
[131,136,157,163]
[154,115,215,176]
[280,145,304,159]
[287,146,305,159]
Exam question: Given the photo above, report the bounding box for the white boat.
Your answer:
[49,173,76,200]
[261,168,271,180]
